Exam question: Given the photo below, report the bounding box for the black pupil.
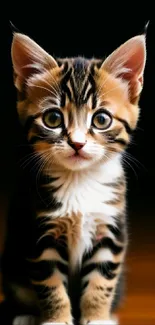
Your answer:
[49,112,60,123]
[97,114,106,124]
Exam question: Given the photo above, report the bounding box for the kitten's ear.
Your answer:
[101,35,146,102]
[11,33,58,90]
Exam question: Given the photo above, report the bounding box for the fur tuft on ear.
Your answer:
[101,35,146,102]
[11,33,58,90]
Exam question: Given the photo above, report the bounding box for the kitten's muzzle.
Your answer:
[67,139,87,151]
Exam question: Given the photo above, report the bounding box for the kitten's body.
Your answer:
[1,33,146,325]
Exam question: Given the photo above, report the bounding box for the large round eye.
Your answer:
[43,109,63,128]
[92,110,112,130]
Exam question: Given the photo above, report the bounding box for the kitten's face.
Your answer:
[12,33,146,171]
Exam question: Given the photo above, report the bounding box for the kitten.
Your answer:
[1,32,146,325]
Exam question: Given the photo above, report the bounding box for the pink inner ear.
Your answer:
[12,41,41,80]
[102,35,146,87]
[11,33,58,82]
[124,45,145,80]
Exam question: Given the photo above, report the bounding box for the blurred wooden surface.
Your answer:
[118,252,155,324]
[117,217,155,325]
[0,203,155,324]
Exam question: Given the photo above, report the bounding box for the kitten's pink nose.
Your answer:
[68,129,86,151]
[69,141,86,151]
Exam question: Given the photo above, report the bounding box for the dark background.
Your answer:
[0,17,155,231]
[0,16,155,324]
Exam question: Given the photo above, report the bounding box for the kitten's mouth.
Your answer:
[68,151,90,161]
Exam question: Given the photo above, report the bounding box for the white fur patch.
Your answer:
[84,248,114,266]
[13,315,36,325]
[88,319,118,325]
[42,323,69,325]
[28,248,68,264]
[13,317,72,325]
[40,154,124,269]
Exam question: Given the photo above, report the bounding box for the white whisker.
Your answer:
[44,68,62,93]
[41,78,59,97]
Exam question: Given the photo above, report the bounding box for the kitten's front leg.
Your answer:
[28,233,73,325]
[80,222,127,325]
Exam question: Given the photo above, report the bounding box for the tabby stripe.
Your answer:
[80,77,90,101]
[114,138,128,146]
[96,286,104,291]
[28,260,55,281]
[107,287,113,292]
[28,124,64,144]
[33,284,56,299]
[24,114,40,133]
[88,72,97,108]
[89,65,97,108]
[70,75,78,103]
[61,85,72,102]
[61,61,69,74]
[57,261,69,275]
[81,262,120,280]
[93,237,124,255]
[61,67,73,102]
[33,284,64,313]
[107,224,126,242]
[83,237,123,263]
[116,117,132,134]
[60,92,66,107]
[104,180,125,188]
[68,110,74,125]
[81,280,89,290]
[32,235,68,261]
[36,224,66,241]
[84,87,94,104]
[28,260,68,281]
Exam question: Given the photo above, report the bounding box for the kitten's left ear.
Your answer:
[11,33,58,90]
[101,35,146,102]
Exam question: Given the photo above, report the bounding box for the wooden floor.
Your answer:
[117,252,155,324]
[117,215,155,325]
[0,201,155,324]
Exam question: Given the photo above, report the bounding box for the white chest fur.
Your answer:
[43,155,124,268]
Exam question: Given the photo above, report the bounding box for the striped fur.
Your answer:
[1,32,146,325]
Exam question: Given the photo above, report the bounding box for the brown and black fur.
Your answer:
[0,32,146,325]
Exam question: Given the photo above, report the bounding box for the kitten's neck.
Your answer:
[38,153,124,219]
[44,153,123,184]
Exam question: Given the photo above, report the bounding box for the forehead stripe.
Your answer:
[61,67,73,104]
[115,117,132,134]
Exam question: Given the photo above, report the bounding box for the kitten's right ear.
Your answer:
[11,33,58,90]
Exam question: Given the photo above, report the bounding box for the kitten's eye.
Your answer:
[92,110,112,130]
[43,109,63,128]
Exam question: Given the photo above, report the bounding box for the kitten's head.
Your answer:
[11,32,146,171]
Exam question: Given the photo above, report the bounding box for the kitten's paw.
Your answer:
[87,319,118,325]
[13,315,37,325]
[42,323,73,325]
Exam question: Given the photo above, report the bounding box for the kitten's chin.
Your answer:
[58,155,101,171]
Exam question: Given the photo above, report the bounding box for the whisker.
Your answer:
[99,84,122,98]
[123,151,147,172]
[18,152,40,168]
[44,69,62,93]
[41,78,59,97]
[123,157,138,179]
[97,73,113,95]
